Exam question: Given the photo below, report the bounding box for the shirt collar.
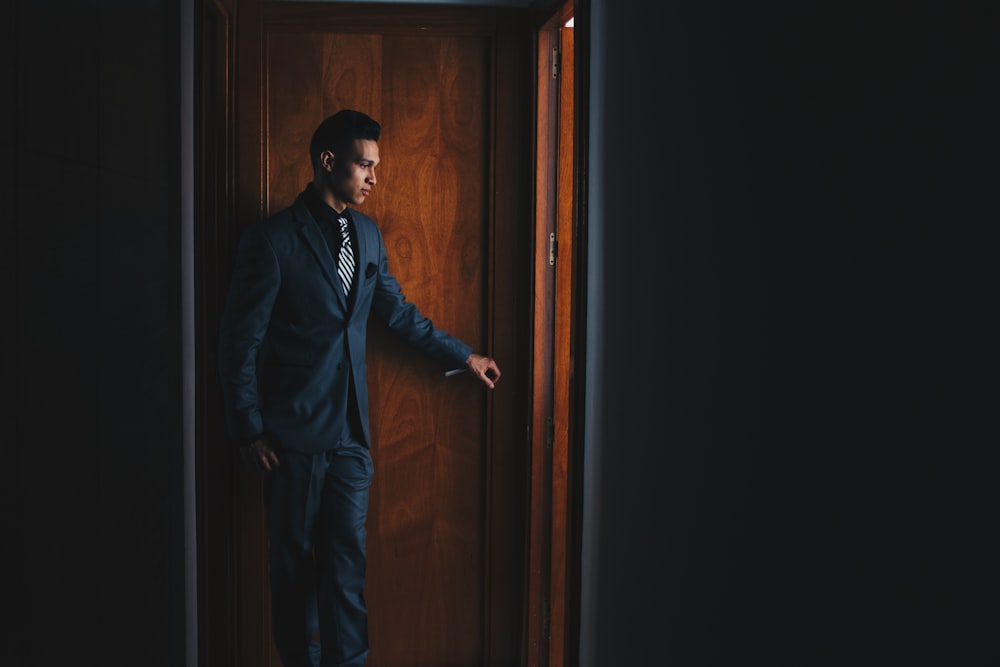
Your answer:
[302,183,350,228]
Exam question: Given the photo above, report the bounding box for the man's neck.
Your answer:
[309,180,347,213]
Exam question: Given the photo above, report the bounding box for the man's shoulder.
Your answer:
[258,198,310,233]
[267,197,309,222]
[235,199,310,254]
[345,204,372,220]
[348,207,379,232]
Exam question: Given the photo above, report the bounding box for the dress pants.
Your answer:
[263,438,373,667]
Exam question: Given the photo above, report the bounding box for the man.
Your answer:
[218,109,501,667]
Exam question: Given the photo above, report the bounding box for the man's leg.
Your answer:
[315,438,372,667]
[264,449,326,667]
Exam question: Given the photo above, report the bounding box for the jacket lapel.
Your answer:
[293,199,348,311]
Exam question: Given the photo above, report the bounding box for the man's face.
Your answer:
[322,138,379,210]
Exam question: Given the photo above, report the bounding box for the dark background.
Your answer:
[4,1,996,665]
[586,1,997,665]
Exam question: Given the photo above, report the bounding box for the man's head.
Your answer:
[310,110,382,211]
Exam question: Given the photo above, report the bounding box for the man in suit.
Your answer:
[218,109,501,667]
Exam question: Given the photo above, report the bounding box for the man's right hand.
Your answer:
[240,437,281,472]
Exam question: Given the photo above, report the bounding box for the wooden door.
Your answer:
[527,2,580,666]
[224,3,533,666]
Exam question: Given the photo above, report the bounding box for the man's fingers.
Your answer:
[241,442,280,472]
[480,367,497,389]
[263,450,280,470]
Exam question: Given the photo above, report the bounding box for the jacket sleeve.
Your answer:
[217,223,281,445]
[369,234,472,369]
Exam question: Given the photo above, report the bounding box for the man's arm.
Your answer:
[218,223,281,448]
[368,233,500,388]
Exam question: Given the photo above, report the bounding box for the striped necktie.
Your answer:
[336,215,355,296]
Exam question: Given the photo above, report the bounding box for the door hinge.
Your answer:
[549,232,557,266]
[552,45,559,79]
[545,416,554,450]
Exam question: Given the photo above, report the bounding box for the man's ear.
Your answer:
[321,150,336,171]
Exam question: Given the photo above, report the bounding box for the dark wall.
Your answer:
[4,1,995,666]
[583,1,996,665]
[4,2,188,666]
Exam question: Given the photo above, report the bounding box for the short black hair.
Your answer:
[309,110,381,169]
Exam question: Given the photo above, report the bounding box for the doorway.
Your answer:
[195,1,587,665]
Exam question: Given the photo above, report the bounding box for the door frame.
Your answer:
[526,1,588,666]
[196,1,538,665]
[195,0,591,664]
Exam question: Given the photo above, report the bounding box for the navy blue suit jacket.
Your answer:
[218,194,472,453]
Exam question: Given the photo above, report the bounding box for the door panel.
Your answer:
[527,3,577,666]
[229,4,531,666]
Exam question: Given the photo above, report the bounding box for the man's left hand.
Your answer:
[466,353,501,389]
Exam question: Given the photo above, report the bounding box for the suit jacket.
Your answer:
[218,193,472,453]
